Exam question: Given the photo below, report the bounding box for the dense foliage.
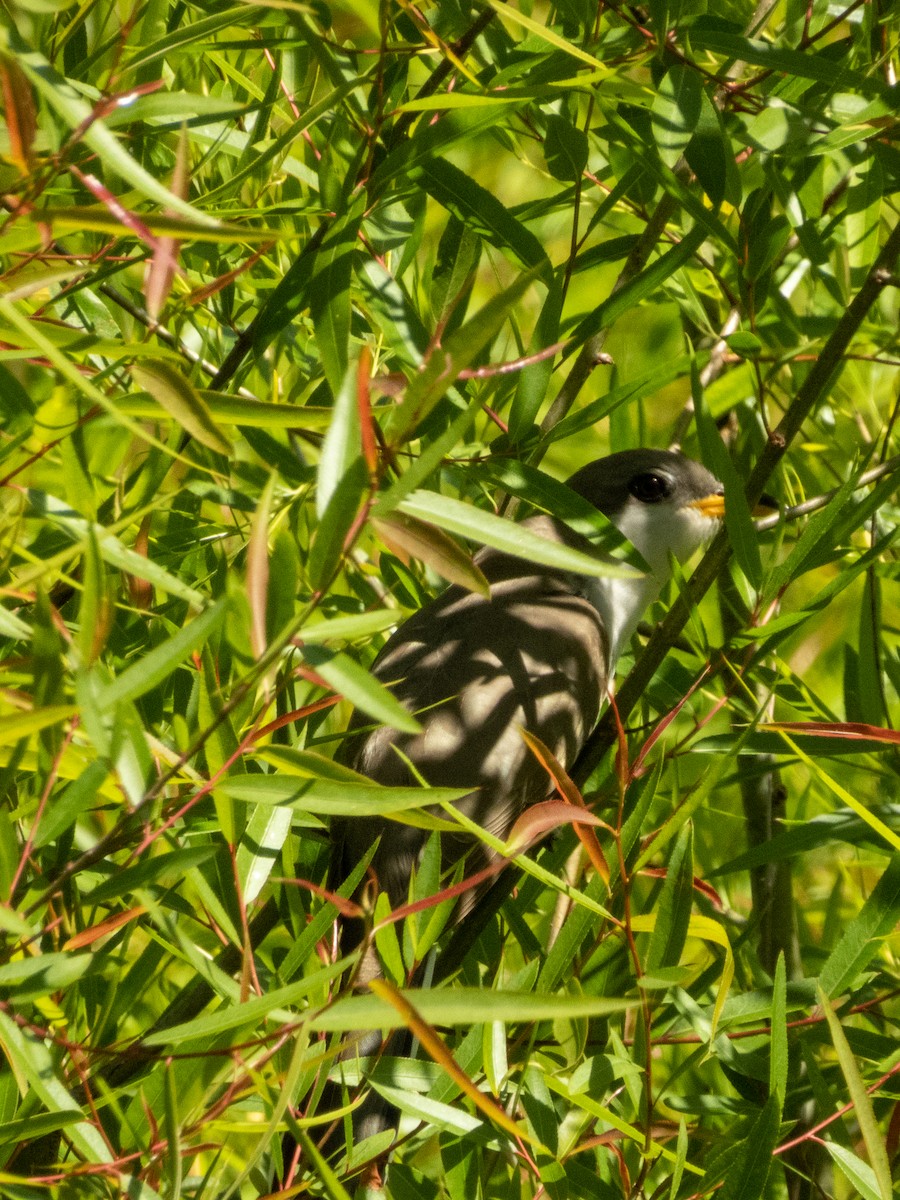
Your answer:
[1,1,899,1197]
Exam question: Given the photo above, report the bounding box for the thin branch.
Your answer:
[755,452,900,531]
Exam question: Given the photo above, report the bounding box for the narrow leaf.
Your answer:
[300,643,421,734]
[414,157,549,276]
[713,1093,780,1200]
[373,513,489,596]
[819,853,900,997]
[567,222,707,348]
[651,64,702,167]
[772,731,900,852]
[824,1143,883,1200]
[307,456,369,591]
[94,600,227,713]
[371,979,532,1143]
[309,199,364,397]
[247,472,276,660]
[0,1010,112,1161]
[694,365,760,586]
[384,267,543,440]
[317,353,363,519]
[770,952,788,1107]
[296,609,403,644]
[818,984,893,1200]
[311,988,632,1033]
[236,803,292,903]
[646,823,693,972]
[131,361,231,456]
[394,491,640,579]
[216,775,467,816]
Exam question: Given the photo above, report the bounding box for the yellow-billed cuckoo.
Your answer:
[333,449,724,914]
[308,450,725,1158]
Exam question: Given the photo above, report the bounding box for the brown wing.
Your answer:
[335,544,608,905]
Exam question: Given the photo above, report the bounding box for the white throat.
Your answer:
[582,570,662,676]
[579,498,714,675]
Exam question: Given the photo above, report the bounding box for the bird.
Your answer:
[311,448,726,1156]
[333,448,725,914]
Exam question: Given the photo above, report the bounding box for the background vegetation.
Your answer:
[1,1,899,1197]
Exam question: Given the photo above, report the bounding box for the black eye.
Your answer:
[628,471,672,504]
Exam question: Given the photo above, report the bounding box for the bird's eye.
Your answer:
[628,471,672,503]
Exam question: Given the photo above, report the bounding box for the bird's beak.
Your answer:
[690,492,726,519]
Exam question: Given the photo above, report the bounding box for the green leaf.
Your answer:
[0,951,96,994]
[857,572,887,727]
[383,266,543,441]
[0,1110,86,1148]
[117,392,334,428]
[309,198,365,397]
[482,0,624,72]
[33,760,110,849]
[307,456,369,591]
[567,222,707,347]
[690,28,875,89]
[712,1093,780,1200]
[0,705,74,745]
[725,331,762,358]
[122,3,262,74]
[684,88,736,210]
[26,490,208,607]
[543,114,588,181]
[467,459,642,566]
[143,959,348,1046]
[0,1010,112,1162]
[215,775,467,816]
[710,807,900,875]
[819,853,900,998]
[317,353,362,519]
[694,364,760,587]
[508,276,565,440]
[359,257,430,365]
[249,474,283,654]
[414,157,550,277]
[374,890,405,984]
[236,802,292,903]
[93,600,227,713]
[393,490,641,580]
[130,361,231,456]
[299,642,422,734]
[669,1118,688,1200]
[651,65,702,168]
[370,1081,486,1138]
[646,823,693,972]
[824,1142,884,1200]
[310,989,632,1033]
[818,983,893,1200]
[769,953,787,1106]
[296,608,404,644]
[84,847,217,905]
[288,1124,355,1200]
[430,214,481,325]
[545,354,698,445]
[253,745,370,782]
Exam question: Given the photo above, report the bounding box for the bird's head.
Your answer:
[565,449,725,576]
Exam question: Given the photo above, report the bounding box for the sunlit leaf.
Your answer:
[131,361,231,456]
